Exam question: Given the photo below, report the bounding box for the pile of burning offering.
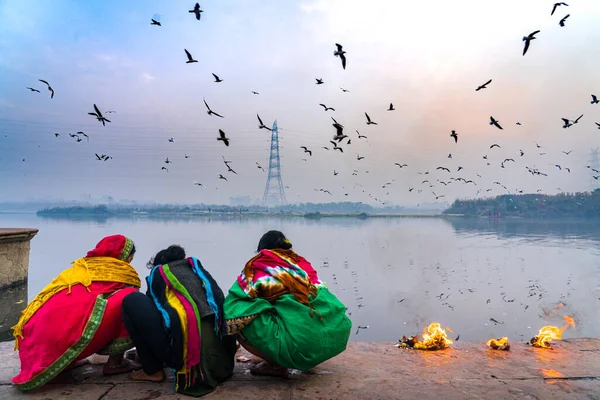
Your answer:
[486,337,510,351]
[530,315,575,348]
[396,322,453,350]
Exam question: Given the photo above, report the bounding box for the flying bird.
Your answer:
[490,144,501,149]
[212,73,223,83]
[387,103,395,111]
[437,167,450,172]
[54,133,60,137]
[365,113,377,125]
[161,167,169,172]
[203,98,223,117]
[340,87,350,93]
[522,30,540,56]
[226,163,238,175]
[193,182,204,187]
[301,146,312,156]
[76,131,89,142]
[315,78,324,85]
[395,163,407,168]
[38,79,54,98]
[217,129,230,146]
[185,153,190,159]
[476,79,492,91]
[26,87,40,93]
[559,14,570,27]
[562,150,572,155]
[251,91,259,95]
[457,166,463,171]
[257,114,271,130]
[561,118,572,128]
[184,49,198,63]
[151,18,161,26]
[219,174,228,181]
[595,122,600,129]
[573,114,584,124]
[516,122,522,125]
[551,2,568,16]
[164,157,172,164]
[450,130,458,143]
[591,95,599,104]
[333,43,347,69]
[489,116,503,130]
[189,3,203,20]
[256,163,264,171]
[357,154,365,161]
[168,137,174,143]
[319,103,335,111]
[357,130,367,139]
[88,104,111,126]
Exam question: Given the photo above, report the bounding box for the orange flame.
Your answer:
[413,322,453,350]
[531,315,576,348]
[486,337,510,350]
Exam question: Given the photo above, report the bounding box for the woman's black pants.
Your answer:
[122,292,182,374]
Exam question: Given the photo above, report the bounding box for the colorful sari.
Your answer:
[147,257,236,396]
[12,235,141,391]
[224,249,352,371]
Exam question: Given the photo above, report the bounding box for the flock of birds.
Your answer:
[16,2,600,203]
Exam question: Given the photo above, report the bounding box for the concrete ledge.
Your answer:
[0,338,597,399]
[0,228,37,289]
[0,229,38,245]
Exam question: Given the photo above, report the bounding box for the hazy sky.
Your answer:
[2,0,600,206]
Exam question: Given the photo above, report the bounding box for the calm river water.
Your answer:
[1,213,599,342]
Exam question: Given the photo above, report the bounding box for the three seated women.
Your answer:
[12,230,352,396]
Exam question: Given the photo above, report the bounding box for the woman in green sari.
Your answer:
[224,231,352,377]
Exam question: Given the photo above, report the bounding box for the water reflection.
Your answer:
[2,214,599,343]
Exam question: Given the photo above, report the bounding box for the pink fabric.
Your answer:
[238,249,322,291]
[158,268,201,371]
[12,282,137,384]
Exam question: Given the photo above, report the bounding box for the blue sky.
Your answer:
[1,0,600,205]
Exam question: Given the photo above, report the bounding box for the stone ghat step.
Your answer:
[0,339,598,399]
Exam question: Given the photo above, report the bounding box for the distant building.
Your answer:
[230,195,255,206]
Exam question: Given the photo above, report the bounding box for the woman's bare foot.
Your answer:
[250,361,289,378]
[103,355,141,375]
[128,369,166,382]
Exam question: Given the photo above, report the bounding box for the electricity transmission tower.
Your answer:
[262,120,287,207]
[591,148,600,191]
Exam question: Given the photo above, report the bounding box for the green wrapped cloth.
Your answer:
[224,249,352,370]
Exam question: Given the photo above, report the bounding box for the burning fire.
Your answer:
[530,315,576,348]
[398,322,453,350]
[486,337,510,350]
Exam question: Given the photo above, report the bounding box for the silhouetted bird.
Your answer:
[212,73,223,82]
[319,103,335,111]
[559,14,570,27]
[38,79,54,98]
[257,114,271,130]
[522,30,540,56]
[365,112,377,125]
[203,98,224,118]
[591,95,599,104]
[476,79,492,91]
[333,43,347,69]
[315,78,324,84]
[151,19,161,26]
[489,116,503,130]
[301,146,312,156]
[551,2,568,16]
[184,49,198,63]
[217,129,230,146]
[189,3,203,20]
[387,103,395,111]
[26,87,40,93]
[450,130,458,143]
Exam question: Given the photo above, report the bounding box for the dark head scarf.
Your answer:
[86,234,135,261]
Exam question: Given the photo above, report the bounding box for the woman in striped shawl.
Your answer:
[122,245,236,397]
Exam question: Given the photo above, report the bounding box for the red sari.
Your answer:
[12,235,141,391]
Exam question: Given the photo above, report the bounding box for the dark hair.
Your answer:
[147,245,186,268]
[130,244,136,256]
[257,230,292,252]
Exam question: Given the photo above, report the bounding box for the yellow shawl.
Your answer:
[12,256,141,349]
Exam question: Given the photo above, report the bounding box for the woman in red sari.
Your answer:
[12,234,142,391]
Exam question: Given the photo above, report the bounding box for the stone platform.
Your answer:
[0,339,598,399]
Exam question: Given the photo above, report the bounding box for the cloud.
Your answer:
[141,72,156,83]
